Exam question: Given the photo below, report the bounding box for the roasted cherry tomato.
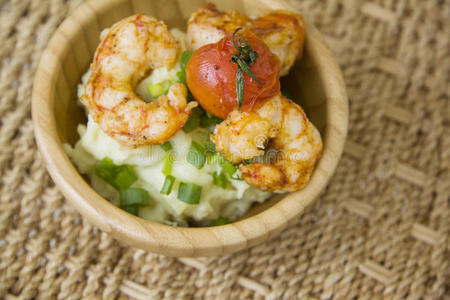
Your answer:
[186,29,280,119]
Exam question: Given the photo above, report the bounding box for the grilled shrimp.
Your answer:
[187,3,250,51]
[211,94,283,163]
[187,4,305,76]
[82,14,197,146]
[249,12,305,76]
[211,95,322,191]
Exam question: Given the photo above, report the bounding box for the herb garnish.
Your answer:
[230,28,265,108]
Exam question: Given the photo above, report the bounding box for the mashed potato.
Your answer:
[64,29,272,226]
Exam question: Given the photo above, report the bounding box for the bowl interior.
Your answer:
[52,0,328,221]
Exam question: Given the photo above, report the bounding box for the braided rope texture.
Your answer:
[1,0,449,298]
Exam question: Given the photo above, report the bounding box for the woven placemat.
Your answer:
[1,0,449,298]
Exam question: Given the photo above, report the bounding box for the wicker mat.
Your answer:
[1,0,449,298]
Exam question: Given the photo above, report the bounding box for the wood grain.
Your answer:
[32,0,348,257]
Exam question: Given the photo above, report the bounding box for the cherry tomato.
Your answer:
[186,29,280,119]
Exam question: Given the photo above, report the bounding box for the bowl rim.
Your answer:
[32,0,348,257]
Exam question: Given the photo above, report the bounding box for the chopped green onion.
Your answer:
[148,83,165,98]
[182,107,203,133]
[180,50,192,69]
[147,80,171,98]
[206,152,219,165]
[160,175,175,195]
[182,116,200,132]
[96,157,117,185]
[96,157,137,190]
[119,188,150,207]
[175,51,192,84]
[176,70,186,84]
[160,141,172,152]
[205,137,216,153]
[212,172,228,189]
[210,217,230,226]
[122,205,139,216]
[220,158,237,176]
[187,141,206,169]
[161,80,171,90]
[200,114,223,129]
[162,152,174,176]
[177,182,202,204]
[114,165,138,190]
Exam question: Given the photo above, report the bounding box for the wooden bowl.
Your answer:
[32,0,348,257]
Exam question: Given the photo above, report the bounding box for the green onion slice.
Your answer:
[148,83,165,98]
[161,80,171,90]
[206,152,219,165]
[122,205,139,216]
[119,188,150,207]
[210,217,230,226]
[162,152,174,176]
[200,114,223,129]
[182,107,203,133]
[160,141,172,152]
[212,172,228,189]
[175,51,192,84]
[180,50,193,69]
[96,157,117,185]
[148,80,171,98]
[176,70,186,84]
[220,159,237,176]
[114,165,138,190]
[160,175,175,195]
[187,141,206,169]
[205,137,216,153]
[96,157,137,190]
[177,182,202,204]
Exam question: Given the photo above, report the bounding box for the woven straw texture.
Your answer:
[1,0,449,299]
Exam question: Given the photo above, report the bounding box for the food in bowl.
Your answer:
[65,4,322,227]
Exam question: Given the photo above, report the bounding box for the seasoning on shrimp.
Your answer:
[212,94,322,191]
[83,14,197,146]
